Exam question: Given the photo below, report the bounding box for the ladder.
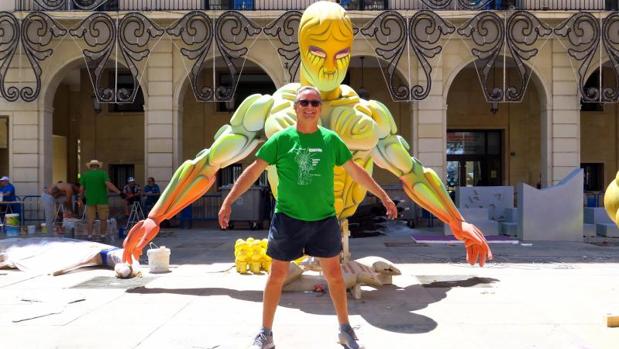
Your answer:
[125,201,145,230]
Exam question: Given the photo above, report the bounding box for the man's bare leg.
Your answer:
[320,255,362,348]
[262,259,288,329]
[319,255,349,324]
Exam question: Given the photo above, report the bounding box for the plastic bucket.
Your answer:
[5,213,19,236]
[147,245,171,273]
[5,213,19,226]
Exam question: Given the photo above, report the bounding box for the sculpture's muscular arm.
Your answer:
[366,100,492,266]
[122,94,274,262]
[365,100,462,224]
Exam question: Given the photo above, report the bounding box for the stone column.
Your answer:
[10,105,48,196]
[414,66,447,180]
[550,40,580,185]
[144,40,176,189]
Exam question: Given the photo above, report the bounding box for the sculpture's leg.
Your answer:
[340,219,351,263]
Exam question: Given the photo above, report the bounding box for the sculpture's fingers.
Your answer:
[474,226,493,261]
[468,245,480,265]
[478,246,487,267]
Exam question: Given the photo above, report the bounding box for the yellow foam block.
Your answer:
[607,315,619,328]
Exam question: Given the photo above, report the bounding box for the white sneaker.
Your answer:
[338,327,364,349]
[250,331,275,349]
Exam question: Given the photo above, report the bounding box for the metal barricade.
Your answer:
[22,195,44,226]
[179,194,222,228]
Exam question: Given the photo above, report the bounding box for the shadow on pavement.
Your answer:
[126,276,498,334]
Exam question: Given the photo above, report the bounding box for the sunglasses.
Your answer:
[297,99,321,107]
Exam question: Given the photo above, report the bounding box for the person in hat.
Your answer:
[78,160,121,240]
[142,177,160,215]
[0,176,18,220]
[122,176,142,216]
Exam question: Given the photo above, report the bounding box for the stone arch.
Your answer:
[41,56,148,112]
[580,59,619,193]
[40,54,148,188]
[177,56,278,182]
[445,55,549,188]
[174,54,282,109]
[443,56,549,107]
[349,53,410,101]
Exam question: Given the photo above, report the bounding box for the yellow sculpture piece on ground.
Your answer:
[604,171,619,225]
[234,238,271,274]
[122,1,491,267]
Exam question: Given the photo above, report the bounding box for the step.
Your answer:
[583,223,596,238]
[500,222,519,237]
[596,223,619,238]
[503,208,518,223]
[584,207,613,225]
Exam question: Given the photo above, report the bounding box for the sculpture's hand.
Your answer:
[122,218,160,263]
[450,220,493,267]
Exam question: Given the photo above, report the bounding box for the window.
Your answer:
[108,71,145,113]
[446,130,503,189]
[109,164,134,189]
[581,163,604,192]
[218,163,242,188]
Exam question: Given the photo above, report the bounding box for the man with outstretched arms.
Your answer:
[219,86,397,348]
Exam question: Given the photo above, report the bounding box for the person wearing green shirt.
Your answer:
[218,86,398,349]
[78,159,121,240]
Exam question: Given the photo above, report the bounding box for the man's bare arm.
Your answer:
[105,181,121,194]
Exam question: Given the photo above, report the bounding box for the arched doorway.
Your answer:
[446,57,546,193]
[46,61,145,190]
[580,63,619,201]
[179,58,277,192]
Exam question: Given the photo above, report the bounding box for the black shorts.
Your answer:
[266,212,342,261]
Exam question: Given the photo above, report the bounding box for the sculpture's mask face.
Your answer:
[299,2,353,92]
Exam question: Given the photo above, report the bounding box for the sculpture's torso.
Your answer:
[263,83,380,220]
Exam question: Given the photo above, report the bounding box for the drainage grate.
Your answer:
[70,276,157,289]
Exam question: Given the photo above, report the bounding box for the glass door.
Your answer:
[446,130,503,191]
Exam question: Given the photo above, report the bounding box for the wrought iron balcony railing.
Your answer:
[11,0,618,11]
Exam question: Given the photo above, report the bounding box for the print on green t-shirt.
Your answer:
[79,169,111,205]
[256,126,352,221]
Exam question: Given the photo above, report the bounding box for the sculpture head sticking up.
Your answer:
[299,1,353,97]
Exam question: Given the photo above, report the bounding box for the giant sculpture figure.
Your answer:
[122,1,492,266]
[604,171,619,226]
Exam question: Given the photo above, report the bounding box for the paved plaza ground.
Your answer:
[1,221,619,349]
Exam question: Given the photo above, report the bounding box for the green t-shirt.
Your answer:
[80,169,110,205]
[256,126,353,221]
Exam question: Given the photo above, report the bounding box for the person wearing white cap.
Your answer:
[122,176,142,216]
[0,176,18,219]
[79,160,121,240]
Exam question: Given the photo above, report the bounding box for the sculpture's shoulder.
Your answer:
[228,93,276,133]
[272,83,301,104]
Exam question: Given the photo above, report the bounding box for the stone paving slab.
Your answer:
[1,224,619,348]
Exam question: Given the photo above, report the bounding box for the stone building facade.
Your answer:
[0,1,616,197]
